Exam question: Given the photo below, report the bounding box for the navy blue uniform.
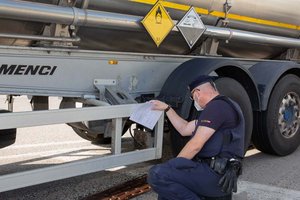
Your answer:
[148,96,245,199]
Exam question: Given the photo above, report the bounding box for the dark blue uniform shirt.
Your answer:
[194,95,240,158]
[198,97,238,131]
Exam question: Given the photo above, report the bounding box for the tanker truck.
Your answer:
[0,0,300,186]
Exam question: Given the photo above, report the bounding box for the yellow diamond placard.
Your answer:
[141,1,174,47]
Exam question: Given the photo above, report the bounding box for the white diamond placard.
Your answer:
[177,7,206,48]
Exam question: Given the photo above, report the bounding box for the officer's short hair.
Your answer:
[188,75,216,92]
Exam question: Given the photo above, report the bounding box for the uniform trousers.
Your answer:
[147,157,228,200]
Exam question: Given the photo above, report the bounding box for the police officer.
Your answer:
[148,75,245,200]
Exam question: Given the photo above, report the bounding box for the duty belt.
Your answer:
[193,156,229,175]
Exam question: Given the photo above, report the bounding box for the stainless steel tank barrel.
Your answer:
[0,0,142,29]
[0,0,300,59]
[86,0,300,34]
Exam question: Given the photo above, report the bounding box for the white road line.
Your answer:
[237,180,300,200]
[0,146,110,159]
[0,146,110,160]
[6,140,90,149]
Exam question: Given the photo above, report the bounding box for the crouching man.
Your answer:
[148,75,244,200]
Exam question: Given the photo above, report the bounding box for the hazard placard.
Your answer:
[141,1,174,47]
[177,7,206,49]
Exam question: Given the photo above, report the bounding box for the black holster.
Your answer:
[193,156,229,175]
[210,157,228,175]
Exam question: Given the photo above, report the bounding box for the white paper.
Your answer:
[129,102,163,130]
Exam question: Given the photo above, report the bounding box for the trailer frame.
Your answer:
[0,104,164,192]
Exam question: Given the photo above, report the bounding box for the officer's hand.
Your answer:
[218,159,242,193]
[149,100,168,111]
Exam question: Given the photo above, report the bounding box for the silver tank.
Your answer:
[0,0,299,59]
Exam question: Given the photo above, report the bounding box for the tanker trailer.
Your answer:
[0,0,300,156]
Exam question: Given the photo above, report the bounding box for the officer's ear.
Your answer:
[210,81,217,91]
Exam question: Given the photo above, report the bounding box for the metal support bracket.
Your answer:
[6,95,14,112]
[94,79,136,105]
[223,0,232,26]
[196,0,232,56]
[38,0,78,48]
[198,38,220,56]
[282,48,300,61]
[93,79,117,101]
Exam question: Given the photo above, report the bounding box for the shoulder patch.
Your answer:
[200,119,211,123]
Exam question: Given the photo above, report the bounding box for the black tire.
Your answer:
[0,110,17,148]
[254,75,300,156]
[168,104,196,156]
[170,125,191,156]
[59,98,106,143]
[170,77,253,156]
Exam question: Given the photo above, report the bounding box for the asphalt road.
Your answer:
[133,147,300,200]
[0,96,300,199]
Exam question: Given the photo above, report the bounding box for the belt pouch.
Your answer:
[211,157,228,174]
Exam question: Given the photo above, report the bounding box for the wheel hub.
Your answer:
[278,92,300,138]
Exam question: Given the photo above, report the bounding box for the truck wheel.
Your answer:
[256,74,300,155]
[0,110,17,148]
[171,77,253,156]
[59,98,110,144]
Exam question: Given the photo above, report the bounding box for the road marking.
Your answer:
[0,146,109,160]
[6,140,90,149]
[237,180,300,200]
